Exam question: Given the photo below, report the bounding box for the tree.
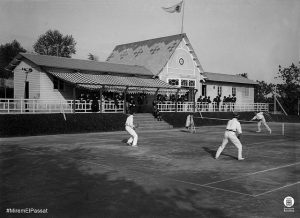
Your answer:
[276,63,300,115]
[33,30,76,58]
[254,80,274,103]
[237,73,248,78]
[88,53,99,61]
[0,40,26,78]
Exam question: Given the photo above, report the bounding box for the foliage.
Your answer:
[0,40,26,78]
[88,53,99,61]
[276,63,300,115]
[33,30,76,58]
[236,73,248,78]
[254,80,274,103]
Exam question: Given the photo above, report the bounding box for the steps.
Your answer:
[134,113,173,130]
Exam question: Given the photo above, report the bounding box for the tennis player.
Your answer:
[125,110,138,147]
[251,112,272,134]
[215,112,245,160]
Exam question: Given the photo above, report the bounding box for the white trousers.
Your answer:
[125,126,138,146]
[215,131,243,159]
[257,118,271,132]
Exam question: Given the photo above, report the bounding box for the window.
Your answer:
[189,80,195,87]
[232,87,236,96]
[181,79,188,87]
[244,87,249,97]
[217,86,222,96]
[180,79,195,88]
[168,79,179,86]
[202,85,207,96]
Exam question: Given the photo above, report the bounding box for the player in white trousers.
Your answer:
[215,113,245,160]
[251,112,271,134]
[125,110,138,147]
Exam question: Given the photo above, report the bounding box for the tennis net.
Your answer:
[191,115,300,138]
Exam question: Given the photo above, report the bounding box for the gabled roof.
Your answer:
[203,72,258,85]
[8,53,154,76]
[106,33,204,75]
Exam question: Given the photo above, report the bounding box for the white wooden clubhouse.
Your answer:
[1,33,268,114]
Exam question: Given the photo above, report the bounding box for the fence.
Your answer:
[157,102,269,112]
[0,98,269,114]
[0,99,124,114]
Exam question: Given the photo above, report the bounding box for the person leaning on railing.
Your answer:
[197,96,203,111]
[232,94,237,111]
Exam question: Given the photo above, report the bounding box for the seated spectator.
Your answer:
[114,94,119,109]
[91,94,99,112]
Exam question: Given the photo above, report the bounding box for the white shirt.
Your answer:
[125,115,134,127]
[252,112,264,120]
[226,118,242,134]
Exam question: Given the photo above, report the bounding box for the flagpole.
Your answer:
[181,0,185,34]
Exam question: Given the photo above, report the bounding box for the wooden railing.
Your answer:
[157,102,269,112]
[0,99,269,114]
[0,99,124,114]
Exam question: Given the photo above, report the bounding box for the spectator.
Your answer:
[222,96,227,111]
[232,94,237,110]
[91,94,99,112]
[207,96,212,111]
[213,96,218,111]
[197,96,203,111]
[114,94,119,109]
[137,94,143,113]
[128,95,136,114]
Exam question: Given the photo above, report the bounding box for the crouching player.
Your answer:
[215,112,245,160]
[251,112,272,134]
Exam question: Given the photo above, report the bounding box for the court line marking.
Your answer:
[17,145,299,198]
[7,137,299,198]
[253,181,300,197]
[167,178,255,197]
[18,146,255,197]
[203,162,300,186]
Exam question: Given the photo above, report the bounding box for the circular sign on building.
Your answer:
[179,58,184,65]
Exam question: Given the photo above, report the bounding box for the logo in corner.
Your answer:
[284,196,294,212]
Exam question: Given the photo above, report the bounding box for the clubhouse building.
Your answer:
[5,33,262,113]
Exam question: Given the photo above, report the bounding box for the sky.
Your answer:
[0,0,299,83]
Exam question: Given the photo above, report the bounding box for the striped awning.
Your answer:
[47,71,188,94]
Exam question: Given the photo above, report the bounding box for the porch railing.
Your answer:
[0,99,124,114]
[157,102,269,112]
[0,98,269,114]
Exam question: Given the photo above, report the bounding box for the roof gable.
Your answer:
[9,53,154,76]
[106,33,204,75]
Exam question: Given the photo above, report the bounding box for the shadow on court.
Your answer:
[1,126,299,218]
[203,147,238,160]
[0,145,226,218]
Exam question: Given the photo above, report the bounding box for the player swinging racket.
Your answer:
[125,110,138,147]
[215,112,245,160]
[251,112,272,134]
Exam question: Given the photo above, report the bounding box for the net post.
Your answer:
[282,123,285,136]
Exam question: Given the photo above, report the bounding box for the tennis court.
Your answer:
[0,122,299,218]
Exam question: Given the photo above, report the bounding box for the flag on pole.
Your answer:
[162,1,183,13]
